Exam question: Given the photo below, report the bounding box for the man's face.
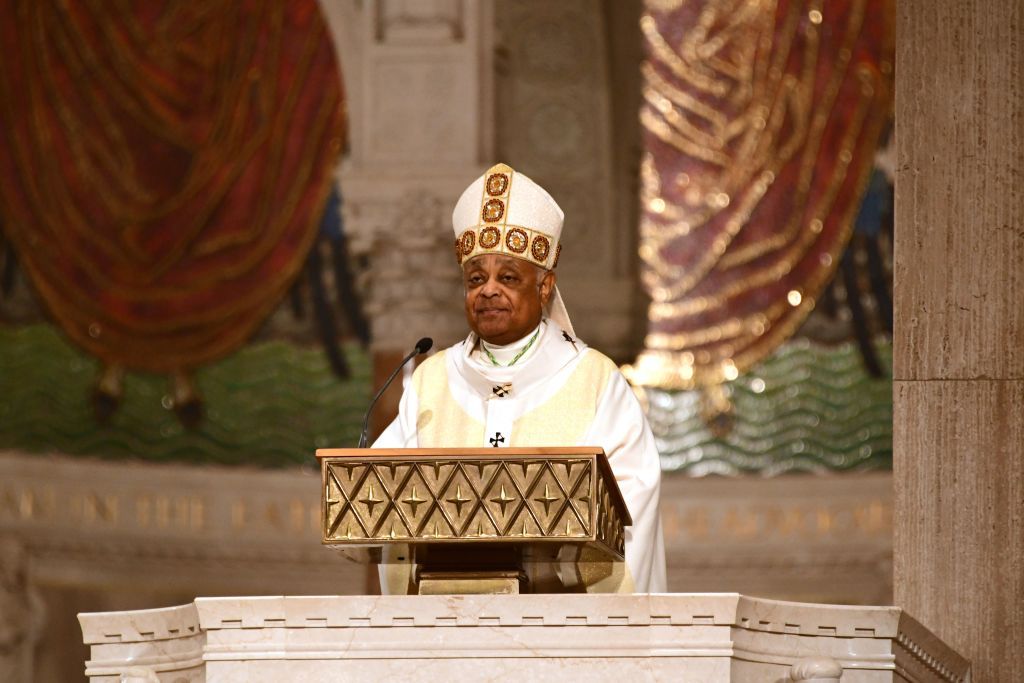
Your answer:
[463,254,555,345]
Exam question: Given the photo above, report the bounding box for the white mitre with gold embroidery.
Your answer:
[452,163,575,336]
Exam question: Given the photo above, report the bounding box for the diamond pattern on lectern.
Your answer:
[375,462,411,495]
[331,461,362,493]
[437,466,479,535]
[392,468,430,531]
[507,506,545,537]
[568,465,593,529]
[419,460,456,496]
[420,504,458,538]
[323,455,624,560]
[506,459,540,492]
[324,467,351,538]
[463,460,502,494]
[524,466,565,532]
[463,506,501,537]
[593,473,624,556]
[326,467,376,540]
[351,467,388,535]
[482,465,526,534]
[376,506,413,540]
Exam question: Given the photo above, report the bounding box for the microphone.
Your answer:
[357,337,433,448]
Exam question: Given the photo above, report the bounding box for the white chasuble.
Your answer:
[374,321,667,593]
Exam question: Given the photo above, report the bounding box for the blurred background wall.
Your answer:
[0,1,895,680]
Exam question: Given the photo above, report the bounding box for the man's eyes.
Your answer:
[466,273,518,285]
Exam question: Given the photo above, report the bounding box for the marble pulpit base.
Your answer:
[78,594,968,682]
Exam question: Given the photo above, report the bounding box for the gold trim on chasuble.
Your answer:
[413,352,485,447]
[413,349,617,449]
[455,163,561,270]
[509,352,617,447]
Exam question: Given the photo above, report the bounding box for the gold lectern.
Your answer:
[317,447,631,594]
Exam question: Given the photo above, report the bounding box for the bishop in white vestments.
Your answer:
[375,163,667,593]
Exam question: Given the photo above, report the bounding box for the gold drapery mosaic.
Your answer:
[623,0,894,390]
[0,1,345,373]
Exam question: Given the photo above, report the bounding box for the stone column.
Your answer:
[321,0,495,437]
[894,1,1024,681]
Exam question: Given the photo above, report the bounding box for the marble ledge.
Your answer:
[78,594,970,683]
[80,602,200,644]
[207,593,900,636]
[81,593,903,642]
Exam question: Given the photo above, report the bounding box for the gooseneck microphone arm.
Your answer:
[357,337,433,448]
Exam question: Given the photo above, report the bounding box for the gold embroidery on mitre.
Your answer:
[460,229,476,255]
[457,163,562,269]
[486,172,509,196]
[482,198,504,223]
[458,224,559,268]
[480,226,500,249]
[506,227,528,254]
[531,235,551,262]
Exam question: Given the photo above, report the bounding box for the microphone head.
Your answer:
[415,337,433,354]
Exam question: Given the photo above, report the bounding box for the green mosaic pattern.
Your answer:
[646,338,893,476]
[0,324,370,467]
[0,325,891,475]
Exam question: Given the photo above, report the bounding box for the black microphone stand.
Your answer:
[357,337,432,448]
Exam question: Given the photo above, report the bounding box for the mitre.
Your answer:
[451,162,575,336]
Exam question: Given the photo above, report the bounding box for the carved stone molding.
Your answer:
[376,0,465,44]
[0,537,44,683]
[79,594,971,680]
[331,0,493,173]
[894,613,971,683]
[0,452,893,601]
[0,452,365,595]
[356,190,467,351]
[790,657,843,682]
[660,472,893,603]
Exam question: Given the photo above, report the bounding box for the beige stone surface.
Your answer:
[78,593,970,682]
[893,380,1024,681]
[893,1,1024,381]
[894,0,1024,680]
[660,472,893,605]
